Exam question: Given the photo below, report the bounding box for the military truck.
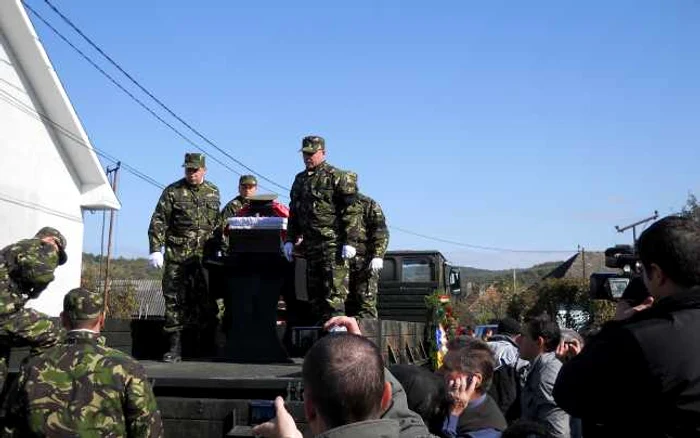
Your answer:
[378,250,463,322]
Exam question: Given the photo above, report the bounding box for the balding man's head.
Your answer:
[302,333,390,432]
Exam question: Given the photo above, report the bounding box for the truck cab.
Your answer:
[378,250,462,322]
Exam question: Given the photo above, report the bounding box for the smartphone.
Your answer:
[249,400,276,425]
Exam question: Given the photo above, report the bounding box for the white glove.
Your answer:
[283,242,294,262]
[370,257,384,274]
[148,251,163,269]
[342,245,357,259]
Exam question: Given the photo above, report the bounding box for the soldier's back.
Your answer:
[14,332,162,437]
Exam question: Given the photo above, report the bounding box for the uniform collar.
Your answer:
[66,329,101,342]
[307,161,329,174]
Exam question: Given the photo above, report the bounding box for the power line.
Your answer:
[391,225,576,254]
[22,1,286,198]
[0,86,164,190]
[3,81,573,255]
[0,191,83,223]
[38,0,291,193]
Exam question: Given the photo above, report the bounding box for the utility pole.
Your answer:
[615,211,659,245]
[513,269,517,294]
[104,162,121,308]
[578,245,586,280]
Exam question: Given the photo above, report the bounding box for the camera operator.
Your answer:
[253,316,434,438]
[553,215,700,437]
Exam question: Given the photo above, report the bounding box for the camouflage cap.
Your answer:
[182,152,206,169]
[35,226,67,266]
[239,174,257,185]
[301,136,325,153]
[63,287,104,321]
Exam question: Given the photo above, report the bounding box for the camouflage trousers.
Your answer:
[306,252,349,323]
[162,257,218,335]
[347,255,379,319]
[0,308,61,394]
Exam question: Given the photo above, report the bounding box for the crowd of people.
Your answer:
[255,214,700,438]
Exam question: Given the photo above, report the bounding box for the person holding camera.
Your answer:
[253,316,434,438]
[553,215,700,437]
[253,331,398,438]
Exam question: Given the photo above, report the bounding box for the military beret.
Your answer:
[63,287,105,321]
[35,226,67,266]
[301,136,325,153]
[182,152,206,169]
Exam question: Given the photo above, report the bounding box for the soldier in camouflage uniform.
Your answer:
[148,153,220,362]
[4,287,163,437]
[284,136,360,322]
[220,174,258,223]
[218,174,258,253]
[0,227,67,394]
[346,192,389,319]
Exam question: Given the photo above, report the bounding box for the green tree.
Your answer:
[106,281,139,319]
[681,192,699,223]
[81,253,147,319]
[527,278,615,329]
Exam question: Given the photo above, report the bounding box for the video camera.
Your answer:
[589,244,642,301]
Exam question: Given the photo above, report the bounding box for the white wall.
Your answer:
[0,28,83,316]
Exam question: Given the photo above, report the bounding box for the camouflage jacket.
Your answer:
[0,239,59,316]
[219,195,249,224]
[148,178,220,263]
[217,195,249,253]
[350,193,390,259]
[287,162,359,253]
[6,330,163,437]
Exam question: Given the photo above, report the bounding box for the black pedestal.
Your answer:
[218,254,292,363]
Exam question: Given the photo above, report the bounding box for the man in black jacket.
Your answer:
[553,215,700,437]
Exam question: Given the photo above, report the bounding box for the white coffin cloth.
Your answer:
[227,216,288,230]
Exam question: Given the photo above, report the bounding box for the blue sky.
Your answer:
[25,0,700,269]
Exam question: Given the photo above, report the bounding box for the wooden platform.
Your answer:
[143,360,302,391]
[140,360,307,437]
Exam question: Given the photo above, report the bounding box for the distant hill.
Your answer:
[83,252,563,287]
[461,260,564,288]
[82,253,161,281]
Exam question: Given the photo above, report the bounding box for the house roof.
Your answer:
[543,251,619,280]
[0,1,119,210]
[102,279,165,318]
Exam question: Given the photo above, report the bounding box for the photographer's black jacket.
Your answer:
[553,287,700,438]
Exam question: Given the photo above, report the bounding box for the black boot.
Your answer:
[163,331,182,363]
